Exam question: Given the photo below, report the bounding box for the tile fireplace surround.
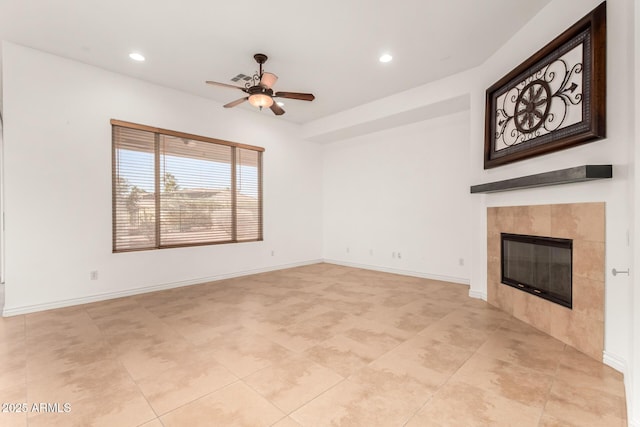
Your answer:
[487,203,605,360]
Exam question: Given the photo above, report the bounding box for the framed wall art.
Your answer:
[484,2,606,169]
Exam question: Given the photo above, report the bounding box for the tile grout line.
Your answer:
[84,299,253,424]
[535,343,566,427]
[401,315,504,426]
[285,377,351,424]
[156,378,246,420]
[239,376,295,421]
[83,304,162,426]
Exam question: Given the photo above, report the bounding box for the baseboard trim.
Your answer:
[2,259,324,317]
[322,259,470,285]
[602,351,635,425]
[469,289,487,301]
[603,351,627,374]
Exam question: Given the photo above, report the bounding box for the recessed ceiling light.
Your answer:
[129,52,145,62]
[379,53,393,63]
[276,101,285,107]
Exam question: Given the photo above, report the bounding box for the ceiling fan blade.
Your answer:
[206,81,247,91]
[274,91,315,101]
[224,97,249,108]
[260,72,278,89]
[270,102,285,116]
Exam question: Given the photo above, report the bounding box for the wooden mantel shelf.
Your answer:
[470,165,612,194]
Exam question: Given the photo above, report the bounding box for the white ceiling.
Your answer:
[0,0,552,124]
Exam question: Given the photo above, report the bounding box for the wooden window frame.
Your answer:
[111,119,264,253]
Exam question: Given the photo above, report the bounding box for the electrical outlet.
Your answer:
[346,247,350,253]
[459,258,465,266]
[392,252,396,258]
[271,250,275,256]
[398,252,402,259]
[90,270,98,280]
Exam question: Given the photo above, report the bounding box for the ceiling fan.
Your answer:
[206,53,315,116]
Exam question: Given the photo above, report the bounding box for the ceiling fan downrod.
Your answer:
[254,53,268,79]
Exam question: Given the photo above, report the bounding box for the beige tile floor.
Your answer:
[0,263,627,426]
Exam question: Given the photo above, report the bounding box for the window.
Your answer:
[112,120,263,252]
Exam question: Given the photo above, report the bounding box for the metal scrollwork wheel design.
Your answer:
[514,80,552,134]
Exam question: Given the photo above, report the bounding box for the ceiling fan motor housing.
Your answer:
[247,86,273,96]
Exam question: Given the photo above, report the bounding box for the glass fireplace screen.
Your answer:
[501,233,573,308]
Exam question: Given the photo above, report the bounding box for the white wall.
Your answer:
[306,0,637,423]
[631,0,640,425]
[0,114,3,309]
[322,110,471,283]
[470,0,633,364]
[467,6,636,424]
[1,42,323,314]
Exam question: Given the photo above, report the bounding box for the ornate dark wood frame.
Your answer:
[484,2,606,169]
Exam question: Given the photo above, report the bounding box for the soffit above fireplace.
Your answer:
[470,165,612,194]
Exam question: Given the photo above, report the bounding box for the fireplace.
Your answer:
[487,203,604,361]
[501,233,573,309]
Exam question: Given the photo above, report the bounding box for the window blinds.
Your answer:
[112,120,263,252]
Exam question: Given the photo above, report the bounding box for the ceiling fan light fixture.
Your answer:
[248,93,274,108]
[260,72,278,89]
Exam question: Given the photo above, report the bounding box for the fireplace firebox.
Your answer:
[501,233,572,308]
